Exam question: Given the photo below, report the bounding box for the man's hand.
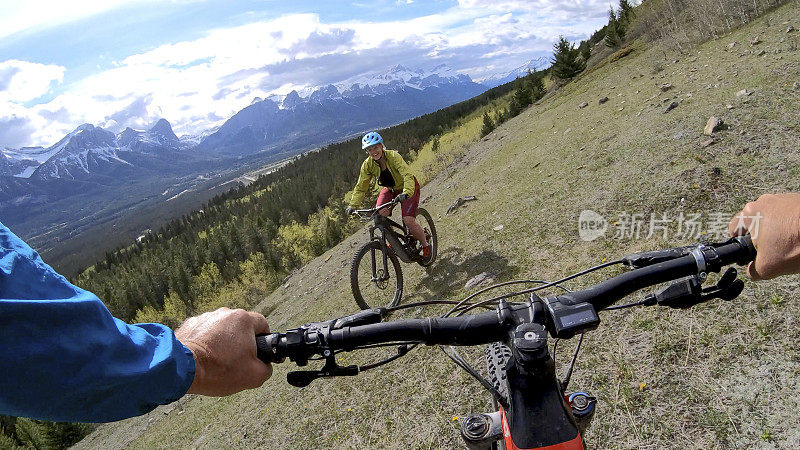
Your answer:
[729,193,800,280]
[345,206,355,216]
[175,307,272,396]
[395,193,409,202]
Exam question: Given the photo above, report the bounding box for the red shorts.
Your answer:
[377,177,420,217]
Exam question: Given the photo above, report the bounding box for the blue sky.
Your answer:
[0,0,608,149]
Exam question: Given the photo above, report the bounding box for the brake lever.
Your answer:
[700,267,744,302]
[333,308,386,329]
[287,354,359,387]
[653,267,743,309]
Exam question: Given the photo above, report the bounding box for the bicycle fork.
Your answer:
[460,393,597,450]
[368,226,391,284]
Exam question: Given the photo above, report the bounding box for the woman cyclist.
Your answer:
[346,131,431,261]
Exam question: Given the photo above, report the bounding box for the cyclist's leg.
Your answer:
[376,187,395,217]
[401,179,428,247]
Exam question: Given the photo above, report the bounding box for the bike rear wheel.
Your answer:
[416,207,438,267]
[350,240,403,310]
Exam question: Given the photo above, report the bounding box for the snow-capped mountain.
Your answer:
[339,64,470,93]
[0,151,11,177]
[198,64,487,155]
[3,144,60,178]
[1,148,40,178]
[117,118,184,153]
[479,57,551,88]
[179,126,219,147]
[32,124,129,181]
[2,120,187,181]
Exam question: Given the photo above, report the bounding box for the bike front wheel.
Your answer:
[485,342,511,450]
[350,240,403,310]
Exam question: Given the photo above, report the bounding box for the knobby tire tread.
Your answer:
[485,342,511,450]
[485,342,512,401]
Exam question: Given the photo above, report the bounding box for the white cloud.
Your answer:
[0,60,65,103]
[457,0,609,21]
[4,2,609,148]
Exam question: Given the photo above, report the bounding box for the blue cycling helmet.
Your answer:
[362,131,383,150]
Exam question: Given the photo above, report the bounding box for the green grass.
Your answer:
[74,2,800,448]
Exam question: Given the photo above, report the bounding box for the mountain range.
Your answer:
[197,64,486,155]
[478,57,551,88]
[1,62,543,182]
[0,60,546,267]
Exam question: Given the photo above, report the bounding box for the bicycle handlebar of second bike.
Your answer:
[352,198,402,216]
[255,236,755,366]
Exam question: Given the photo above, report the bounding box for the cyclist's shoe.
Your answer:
[422,245,431,260]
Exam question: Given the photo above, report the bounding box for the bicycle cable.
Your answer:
[602,298,653,310]
[560,333,584,392]
[346,260,622,396]
[440,346,509,410]
[359,343,419,371]
[454,259,624,317]
[442,279,570,318]
[386,299,495,313]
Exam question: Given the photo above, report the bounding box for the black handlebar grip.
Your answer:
[731,234,756,266]
[738,234,757,263]
[256,334,282,364]
[713,235,757,268]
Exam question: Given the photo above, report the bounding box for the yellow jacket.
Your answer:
[349,149,416,207]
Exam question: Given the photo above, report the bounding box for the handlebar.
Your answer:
[561,235,755,310]
[351,198,401,217]
[329,312,505,348]
[256,236,755,366]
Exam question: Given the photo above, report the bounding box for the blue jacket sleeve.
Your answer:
[0,221,195,423]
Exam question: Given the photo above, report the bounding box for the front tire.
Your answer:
[485,342,512,401]
[350,240,403,310]
[485,342,512,450]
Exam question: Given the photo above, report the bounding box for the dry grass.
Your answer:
[74,1,800,448]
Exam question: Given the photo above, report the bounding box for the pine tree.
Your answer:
[509,78,533,117]
[550,36,586,80]
[480,111,496,137]
[604,8,627,48]
[529,74,545,101]
[619,0,635,22]
[579,41,591,63]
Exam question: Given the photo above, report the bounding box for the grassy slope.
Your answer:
[75,3,800,449]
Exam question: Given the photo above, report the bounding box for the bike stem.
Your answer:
[462,299,586,449]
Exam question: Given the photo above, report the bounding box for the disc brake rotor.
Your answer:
[374,269,388,289]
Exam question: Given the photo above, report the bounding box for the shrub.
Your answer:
[551,36,586,80]
[480,111,496,137]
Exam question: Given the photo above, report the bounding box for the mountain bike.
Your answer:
[348,198,438,310]
[256,235,754,449]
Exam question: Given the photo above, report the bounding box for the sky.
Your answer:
[0,0,609,149]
